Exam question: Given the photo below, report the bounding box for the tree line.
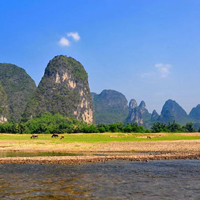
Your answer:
[0,112,198,134]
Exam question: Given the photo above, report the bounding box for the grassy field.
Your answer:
[0,132,200,153]
[1,132,200,142]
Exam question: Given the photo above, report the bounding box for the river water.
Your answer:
[0,159,200,199]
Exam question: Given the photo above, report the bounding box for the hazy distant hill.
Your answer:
[0,63,36,122]
[125,99,151,127]
[189,105,200,130]
[92,90,129,124]
[158,99,189,125]
[189,104,200,121]
[23,55,93,123]
[92,90,200,129]
[151,110,159,122]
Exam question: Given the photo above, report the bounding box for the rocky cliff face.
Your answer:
[158,99,188,124]
[92,90,129,124]
[0,63,36,122]
[125,99,151,127]
[23,55,93,123]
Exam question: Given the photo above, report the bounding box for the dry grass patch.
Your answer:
[178,133,200,136]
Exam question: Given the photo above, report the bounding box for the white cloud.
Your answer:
[139,63,172,79]
[140,72,155,78]
[59,37,70,46]
[155,63,172,78]
[67,32,80,41]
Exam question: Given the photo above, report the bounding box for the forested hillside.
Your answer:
[92,90,129,124]
[0,63,36,122]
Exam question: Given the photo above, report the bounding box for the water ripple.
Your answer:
[0,160,200,199]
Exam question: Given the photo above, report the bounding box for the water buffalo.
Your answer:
[51,134,59,138]
[60,136,64,139]
[30,134,38,139]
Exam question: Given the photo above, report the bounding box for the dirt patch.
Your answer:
[178,133,200,136]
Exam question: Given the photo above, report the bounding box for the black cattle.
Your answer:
[51,134,59,138]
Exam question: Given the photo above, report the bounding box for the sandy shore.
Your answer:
[0,140,200,164]
[0,152,200,165]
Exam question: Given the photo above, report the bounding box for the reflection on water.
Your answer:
[0,160,200,199]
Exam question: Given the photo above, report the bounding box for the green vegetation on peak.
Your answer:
[44,55,88,83]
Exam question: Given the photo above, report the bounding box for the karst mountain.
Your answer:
[0,56,200,129]
[23,55,93,123]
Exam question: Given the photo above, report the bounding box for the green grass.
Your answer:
[0,132,200,143]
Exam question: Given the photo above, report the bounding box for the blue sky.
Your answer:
[0,0,200,114]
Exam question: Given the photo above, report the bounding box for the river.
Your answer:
[0,159,200,199]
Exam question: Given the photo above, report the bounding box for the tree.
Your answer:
[182,122,195,132]
[123,123,132,133]
[151,122,167,133]
[97,124,109,133]
[167,121,182,132]
[109,124,119,132]
[82,124,99,133]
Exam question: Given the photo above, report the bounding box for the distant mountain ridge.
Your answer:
[92,90,129,124]
[92,90,200,129]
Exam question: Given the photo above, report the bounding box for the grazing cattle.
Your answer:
[60,136,64,139]
[30,134,38,139]
[147,135,151,139]
[51,134,59,138]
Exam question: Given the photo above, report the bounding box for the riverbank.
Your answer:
[0,133,200,164]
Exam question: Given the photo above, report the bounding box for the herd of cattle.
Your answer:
[30,134,64,139]
[30,134,151,139]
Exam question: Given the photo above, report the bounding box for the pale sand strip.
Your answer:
[0,152,200,164]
